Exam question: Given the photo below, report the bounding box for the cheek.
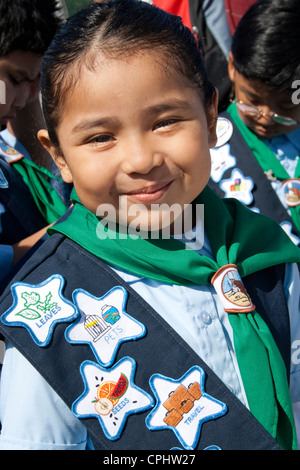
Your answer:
[182,144,211,195]
[71,161,114,198]
[29,81,40,100]
[237,111,254,127]
[184,138,211,172]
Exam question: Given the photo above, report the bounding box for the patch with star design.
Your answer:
[210,143,236,183]
[146,366,227,450]
[65,286,146,367]
[219,168,254,205]
[1,274,77,347]
[72,356,154,441]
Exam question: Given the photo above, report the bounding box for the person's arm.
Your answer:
[0,224,52,282]
[11,225,52,265]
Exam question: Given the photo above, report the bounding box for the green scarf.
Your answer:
[49,187,300,449]
[12,157,67,225]
[227,102,300,233]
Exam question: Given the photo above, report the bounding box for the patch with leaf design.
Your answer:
[1,275,77,346]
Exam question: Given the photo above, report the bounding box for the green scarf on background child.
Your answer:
[12,157,67,225]
[49,187,300,449]
[227,102,300,233]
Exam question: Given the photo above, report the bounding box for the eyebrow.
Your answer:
[145,98,191,115]
[71,116,121,134]
[71,98,191,135]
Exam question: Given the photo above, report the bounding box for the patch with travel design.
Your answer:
[1,274,77,346]
[73,356,154,441]
[0,168,8,188]
[282,178,300,207]
[211,264,256,313]
[0,139,23,163]
[219,168,254,205]
[65,286,146,367]
[146,366,227,450]
[210,143,236,183]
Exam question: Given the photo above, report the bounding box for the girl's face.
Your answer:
[39,53,217,232]
[0,50,42,125]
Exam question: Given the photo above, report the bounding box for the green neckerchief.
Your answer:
[49,187,300,449]
[12,157,68,225]
[227,102,300,233]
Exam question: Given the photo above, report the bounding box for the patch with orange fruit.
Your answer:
[72,357,153,441]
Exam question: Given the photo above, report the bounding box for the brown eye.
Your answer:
[153,119,179,131]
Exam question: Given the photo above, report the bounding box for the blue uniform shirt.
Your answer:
[0,223,299,450]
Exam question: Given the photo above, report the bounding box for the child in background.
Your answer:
[0,0,299,450]
[0,0,68,284]
[209,0,300,244]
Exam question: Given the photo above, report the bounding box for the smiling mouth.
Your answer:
[123,181,173,202]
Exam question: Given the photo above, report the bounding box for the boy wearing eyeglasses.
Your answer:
[209,0,300,243]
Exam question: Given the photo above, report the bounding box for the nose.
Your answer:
[121,136,164,175]
[257,105,275,125]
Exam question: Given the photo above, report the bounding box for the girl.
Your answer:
[0,0,299,451]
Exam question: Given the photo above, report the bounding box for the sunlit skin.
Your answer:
[228,52,300,139]
[0,50,42,126]
[39,53,218,233]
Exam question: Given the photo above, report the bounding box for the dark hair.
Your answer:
[40,0,216,146]
[0,0,63,56]
[231,0,300,93]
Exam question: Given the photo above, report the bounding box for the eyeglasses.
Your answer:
[231,99,299,126]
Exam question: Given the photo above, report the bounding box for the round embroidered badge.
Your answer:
[211,264,256,313]
[282,178,300,207]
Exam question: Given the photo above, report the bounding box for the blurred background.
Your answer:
[64,0,90,16]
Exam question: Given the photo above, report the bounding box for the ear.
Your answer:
[206,89,218,149]
[37,129,73,184]
[228,51,236,83]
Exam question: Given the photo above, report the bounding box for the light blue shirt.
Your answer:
[263,127,300,211]
[202,0,232,59]
[0,227,299,449]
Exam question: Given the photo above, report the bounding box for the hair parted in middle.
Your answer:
[40,0,216,146]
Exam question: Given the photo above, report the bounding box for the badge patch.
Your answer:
[211,264,256,313]
[214,117,233,148]
[282,178,300,207]
[210,144,236,183]
[65,286,146,367]
[0,140,23,163]
[72,356,154,441]
[1,275,77,346]
[146,366,227,450]
[219,168,254,205]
